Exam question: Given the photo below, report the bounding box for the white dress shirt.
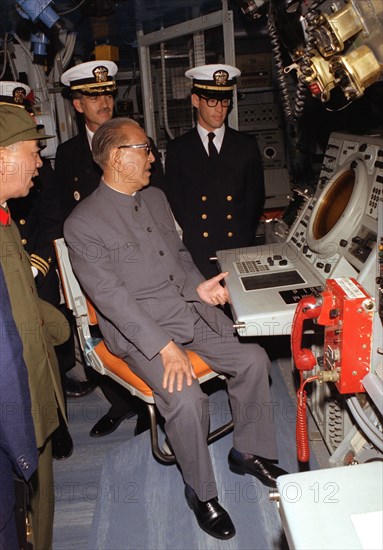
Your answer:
[197,123,225,155]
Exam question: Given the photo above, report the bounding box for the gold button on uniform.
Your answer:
[21,238,27,245]
[226,195,232,201]
[226,214,232,220]
[19,219,26,225]
[201,196,207,201]
[74,191,81,201]
[228,232,233,237]
[203,232,209,238]
[201,214,207,220]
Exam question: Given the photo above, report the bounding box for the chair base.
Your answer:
[147,403,234,464]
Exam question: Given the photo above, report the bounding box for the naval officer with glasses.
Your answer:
[164,64,265,279]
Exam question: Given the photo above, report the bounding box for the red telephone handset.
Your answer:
[291,295,322,371]
[291,294,322,463]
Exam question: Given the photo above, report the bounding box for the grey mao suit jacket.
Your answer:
[64,182,225,361]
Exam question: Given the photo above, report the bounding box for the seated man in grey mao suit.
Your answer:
[64,117,287,540]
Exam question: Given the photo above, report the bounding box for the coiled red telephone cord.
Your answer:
[296,373,319,462]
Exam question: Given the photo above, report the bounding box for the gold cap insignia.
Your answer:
[213,70,229,87]
[92,66,109,83]
[13,87,27,105]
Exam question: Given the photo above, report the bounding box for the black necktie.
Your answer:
[208,132,218,158]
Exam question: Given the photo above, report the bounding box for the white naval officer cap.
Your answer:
[61,60,118,95]
[185,64,241,98]
[0,81,32,107]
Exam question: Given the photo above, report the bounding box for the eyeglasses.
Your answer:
[201,96,231,108]
[117,143,152,155]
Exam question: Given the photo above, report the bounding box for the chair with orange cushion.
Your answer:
[54,238,233,464]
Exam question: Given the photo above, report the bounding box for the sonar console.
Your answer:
[217,132,383,337]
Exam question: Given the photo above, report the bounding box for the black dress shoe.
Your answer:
[185,486,235,540]
[89,410,137,438]
[52,426,74,460]
[65,376,97,398]
[228,448,288,488]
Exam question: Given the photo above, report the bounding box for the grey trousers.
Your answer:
[123,309,278,501]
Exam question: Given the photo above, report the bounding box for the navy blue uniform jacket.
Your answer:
[165,126,265,278]
[0,264,38,547]
[8,160,63,305]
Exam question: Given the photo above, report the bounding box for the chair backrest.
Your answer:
[86,298,99,326]
[54,238,160,401]
[54,238,105,372]
[54,238,87,314]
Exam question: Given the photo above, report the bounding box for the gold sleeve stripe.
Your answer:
[31,254,50,277]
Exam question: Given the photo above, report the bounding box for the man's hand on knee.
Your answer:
[160,341,196,393]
